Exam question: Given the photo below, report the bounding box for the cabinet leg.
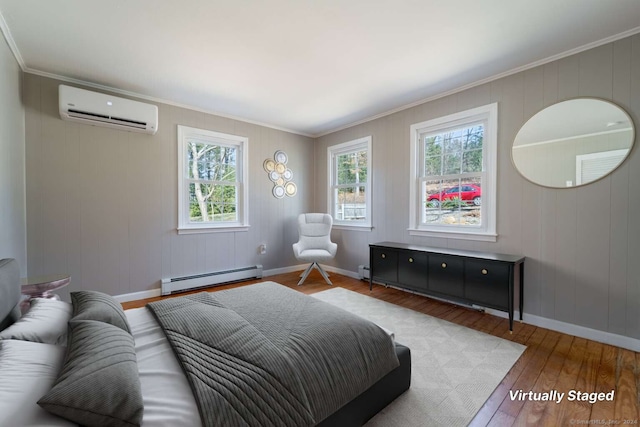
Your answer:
[508,313,514,333]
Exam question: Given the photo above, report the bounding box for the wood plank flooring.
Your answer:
[122,271,640,426]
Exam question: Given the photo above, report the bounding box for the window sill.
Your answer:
[408,228,497,242]
[333,224,373,232]
[178,225,250,235]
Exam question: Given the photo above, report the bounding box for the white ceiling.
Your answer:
[1,1,640,137]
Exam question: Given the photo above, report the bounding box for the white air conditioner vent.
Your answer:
[59,85,158,134]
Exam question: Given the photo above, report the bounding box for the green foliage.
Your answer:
[337,150,367,185]
[423,125,483,176]
[188,141,239,222]
[441,196,464,210]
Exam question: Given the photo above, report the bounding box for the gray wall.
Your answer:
[24,75,315,298]
[19,32,640,340]
[315,35,640,340]
[0,32,27,275]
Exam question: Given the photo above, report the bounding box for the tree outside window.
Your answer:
[421,125,483,227]
[328,136,372,229]
[409,103,497,241]
[177,126,248,233]
[188,141,238,223]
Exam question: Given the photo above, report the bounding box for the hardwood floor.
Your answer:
[122,271,640,426]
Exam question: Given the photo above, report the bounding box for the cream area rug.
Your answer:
[311,287,526,427]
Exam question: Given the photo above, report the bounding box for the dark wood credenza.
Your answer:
[369,242,524,331]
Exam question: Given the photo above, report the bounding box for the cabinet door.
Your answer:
[428,254,464,298]
[371,248,398,283]
[398,251,428,292]
[464,260,509,310]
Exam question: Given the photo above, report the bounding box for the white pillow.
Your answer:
[0,340,76,426]
[0,298,72,345]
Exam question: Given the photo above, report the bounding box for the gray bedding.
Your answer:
[146,281,399,427]
[0,259,21,331]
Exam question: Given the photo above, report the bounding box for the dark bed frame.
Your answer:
[318,342,411,426]
[0,258,411,427]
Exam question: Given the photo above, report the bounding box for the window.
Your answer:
[177,126,249,234]
[409,104,497,241]
[328,136,372,229]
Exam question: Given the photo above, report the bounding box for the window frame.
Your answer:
[408,103,498,241]
[177,125,249,234]
[327,136,372,230]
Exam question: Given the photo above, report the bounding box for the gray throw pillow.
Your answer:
[38,320,143,427]
[0,298,72,345]
[70,290,131,333]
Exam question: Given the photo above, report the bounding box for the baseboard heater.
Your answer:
[358,265,370,280]
[161,265,263,295]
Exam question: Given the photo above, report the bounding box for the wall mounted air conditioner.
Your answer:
[59,85,158,134]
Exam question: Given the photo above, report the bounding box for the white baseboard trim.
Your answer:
[262,264,364,281]
[114,264,311,302]
[322,265,363,280]
[473,309,639,352]
[113,288,162,303]
[365,266,640,352]
[262,264,307,276]
[113,265,640,352]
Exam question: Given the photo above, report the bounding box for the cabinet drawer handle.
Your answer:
[441,262,447,268]
[381,254,386,259]
[482,269,488,275]
[409,257,413,263]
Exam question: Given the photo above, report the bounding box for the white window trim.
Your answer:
[177,125,249,234]
[327,136,372,230]
[408,103,498,242]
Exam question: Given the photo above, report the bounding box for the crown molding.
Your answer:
[0,7,25,69]
[315,25,640,138]
[22,66,315,138]
[0,7,314,138]
[2,3,639,139]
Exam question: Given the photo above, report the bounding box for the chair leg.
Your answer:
[297,263,315,286]
[315,263,333,286]
[298,262,332,286]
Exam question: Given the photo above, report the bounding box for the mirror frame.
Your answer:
[511,97,635,189]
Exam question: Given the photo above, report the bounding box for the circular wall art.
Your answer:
[263,159,275,172]
[264,150,297,199]
[284,182,297,196]
[274,150,288,164]
[272,185,285,198]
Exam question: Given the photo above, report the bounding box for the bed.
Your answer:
[0,258,411,426]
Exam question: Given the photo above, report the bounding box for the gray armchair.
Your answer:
[293,213,337,285]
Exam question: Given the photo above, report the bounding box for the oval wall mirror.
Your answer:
[512,98,635,188]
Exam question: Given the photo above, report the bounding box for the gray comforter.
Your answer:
[147,281,399,427]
